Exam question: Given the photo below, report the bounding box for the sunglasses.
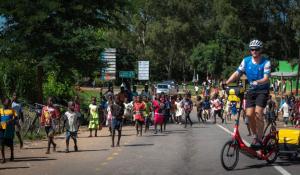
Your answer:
[250,48,260,51]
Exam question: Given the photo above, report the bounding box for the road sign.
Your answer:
[100,48,116,80]
[138,61,149,80]
[119,71,135,78]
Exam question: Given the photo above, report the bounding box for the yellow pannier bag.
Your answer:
[278,129,300,145]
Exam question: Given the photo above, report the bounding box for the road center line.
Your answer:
[216,124,291,175]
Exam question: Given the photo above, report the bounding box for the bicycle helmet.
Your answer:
[249,39,263,49]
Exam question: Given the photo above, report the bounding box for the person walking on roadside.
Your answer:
[133,95,145,136]
[175,96,183,124]
[211,94,224,124]
[143,96,152,133]
[0,98,17,163]
[11,92,24,148]
[153,94,164,134]
[40,97,60,154]
[63,101,80,153]
[162,95,171,131]
[195,96,205,124]
[183,93,193,128]
[88,97,100,137]
[280,98,290,127]
[110,97,123,147]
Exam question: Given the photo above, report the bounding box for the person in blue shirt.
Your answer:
[226,39,271,149]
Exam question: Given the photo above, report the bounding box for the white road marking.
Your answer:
[217,124,291,175]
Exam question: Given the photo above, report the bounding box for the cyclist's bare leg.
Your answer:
[246,107,256,136]
[255,106,265,140]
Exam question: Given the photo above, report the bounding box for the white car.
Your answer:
[156,83,177,95]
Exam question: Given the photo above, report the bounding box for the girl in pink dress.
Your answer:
[153,94,164,134]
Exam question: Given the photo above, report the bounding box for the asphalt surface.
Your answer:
[1,111,299,175]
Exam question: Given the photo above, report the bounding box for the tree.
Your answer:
[0,0,127,100]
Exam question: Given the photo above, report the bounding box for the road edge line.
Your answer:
[216,124,291,175]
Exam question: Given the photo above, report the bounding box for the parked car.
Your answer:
[156,83,177,95]
[162,80,179,92]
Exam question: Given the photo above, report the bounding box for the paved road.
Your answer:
[1,111,299,175]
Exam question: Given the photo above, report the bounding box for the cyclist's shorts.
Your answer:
[246,90,269,108]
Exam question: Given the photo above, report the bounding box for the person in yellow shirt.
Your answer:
[0,98,17,163]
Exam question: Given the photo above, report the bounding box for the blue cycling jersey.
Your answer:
[236,56,271,90]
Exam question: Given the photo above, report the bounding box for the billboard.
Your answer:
[138,61,149,80]
[100,48,116,80]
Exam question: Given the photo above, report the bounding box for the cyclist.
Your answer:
[226,39,271,149]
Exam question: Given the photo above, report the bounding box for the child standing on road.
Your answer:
[280,98,291,127]
[133,96,145,136]
[11,92,24,148]
[153,94,164,134]
[40,97,60,154]
[175,96,183,124]
[0,98,17,163]
[143,96,152,133]
[195,96,205,124]
[183,93,193,128]
[63,101,80,153]
[88,97,100,137]
[110,98,123,147]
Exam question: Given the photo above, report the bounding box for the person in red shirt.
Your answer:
[211,94,224,124]
[153,94,164,134]
[133,96,145,136]
[40,97,60,154]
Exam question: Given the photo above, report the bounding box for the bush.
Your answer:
[43,72,75,102]
[0,59,37,101]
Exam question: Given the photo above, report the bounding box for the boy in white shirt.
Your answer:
[63,101,80,153]
[280,99,290,127]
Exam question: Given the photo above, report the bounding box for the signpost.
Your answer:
[138,61,149,80]
[119,71,135,78]
[100,48,116,80]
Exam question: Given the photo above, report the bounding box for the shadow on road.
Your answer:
[12,156,56,162]
[0,166,30,170]
[123,143,154,147]
[143,134,167,137]
[23,147,48,150]
[234,159,300,171]
[56,148,110,153]
[234,163,273,171]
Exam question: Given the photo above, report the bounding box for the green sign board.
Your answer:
[119,71,135,78]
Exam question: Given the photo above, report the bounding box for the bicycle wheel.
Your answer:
[221,140,239,170]
[264,135,279,164]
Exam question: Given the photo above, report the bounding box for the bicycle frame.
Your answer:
[231,103,278,160]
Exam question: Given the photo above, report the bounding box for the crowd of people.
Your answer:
[1,78,300,163]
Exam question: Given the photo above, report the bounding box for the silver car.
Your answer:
[156,83,177,95]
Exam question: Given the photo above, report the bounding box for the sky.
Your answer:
[0,16,5,28]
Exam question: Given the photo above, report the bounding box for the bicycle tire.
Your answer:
[264,129,279,164]
[221,140,239,170]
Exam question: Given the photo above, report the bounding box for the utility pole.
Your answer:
[296,46,300,96]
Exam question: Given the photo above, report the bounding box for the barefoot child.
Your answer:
[0,98,17,163]
[63,101,80,153]
[110,97,123,147]
[88,97,100,137]
[40,97,60,154]
[133,96,145,136]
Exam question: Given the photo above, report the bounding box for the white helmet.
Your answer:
[249,39,263,49]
